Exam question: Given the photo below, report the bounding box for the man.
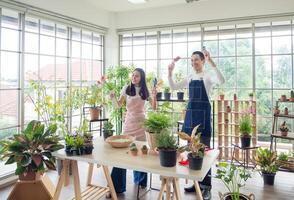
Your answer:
[168,49,225,200]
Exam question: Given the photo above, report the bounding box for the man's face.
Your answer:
[191,54,205,72]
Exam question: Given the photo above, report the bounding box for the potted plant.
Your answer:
[86,84,103,120]
[103,121,114,140]
[0,120,63,181]
[73,135,85,155]
[175,72,185,100]
[83,132,94,154]
[254,148,279,185]
[156,131,178,167]
[129,143,138,156]
[280,121,289,137]
[239,114,252,148]
[178,125,205,170]
[280,94,287,102]
[216,162,254,200]
[277,152,294,171]
[65,135,75,156]
[164,87,171,100]
[274,106,280,115]
[248,92,254,101]
[290,91,294,102]
[226,105,231,113]
[141,145,149,155]
[284,107,289,115]
[154,78,163,99]
[144,112,171,151]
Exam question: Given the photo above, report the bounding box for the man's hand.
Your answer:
[168,56,181,76]
[203,50,216,67]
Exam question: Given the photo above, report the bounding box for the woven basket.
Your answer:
[278,157,294,171]
[106,135,134,148]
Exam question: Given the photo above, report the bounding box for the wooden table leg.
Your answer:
[173,178,181,200]
[102,165,118,200]
[53,160,69,200]
[87,163,94,186]
[158,178,166,200]
[71,160,82,200]
[166,178,171,200]
[64,160,70,186]
[193,181,203,200]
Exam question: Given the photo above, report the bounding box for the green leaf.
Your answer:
[15,165,26,175]
[20,153,32,167]
[44,159,56,170]
[5,155,16,165]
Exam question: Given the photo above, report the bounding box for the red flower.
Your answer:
[101,75,105,81]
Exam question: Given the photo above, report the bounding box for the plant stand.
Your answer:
[83,106,109,136]
[8,174,55,200]
[231,144,259,169]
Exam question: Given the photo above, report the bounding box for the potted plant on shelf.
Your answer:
[178,125,205,170]
[216,162,254,200]
[86,84,103,121]
[280,94,287,102]
[175,72,185,100]
[280,121,289,137]
[226,105,231,113]
[164,87,171,100]
[0,120,64,181]
[284,107,289,115]
[129,143,138,156]
[248,92,254,101]
[239,114,252,148]
[156,131,178,167]
[103,121,114,140]
[290,91,294,102]
[254,148,279,185]
[83,132,94,154]
[274,106,280,115]
[219,88,225,100]
[144,112,171,151]
[141,145,149,155]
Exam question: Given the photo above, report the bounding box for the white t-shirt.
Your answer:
[168,67,225,99]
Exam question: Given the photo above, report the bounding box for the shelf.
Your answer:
[89,118,108,123]
[218,134,256,138]
[216,99,256,102]
[274,114,294,119]
[276,100,294,103]
[218,122,257,127]
[218,111,256,115]
[72,184,109,200]
[271,131,294,140]
[157,99,187,102]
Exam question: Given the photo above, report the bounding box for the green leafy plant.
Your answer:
[141,145,148,151]
[103,121,114,130]
[65,135,75,147]
[156,131,177,150]
[144,112,171,134]
[0,120,64,176]
[216,162,252,200]
[254,148,279,174]
[178,125,205,158]
[239,114,252,137]
[280,121,289,132]
[164,87,170,93]
[86,84,103,107]
[278,152,289,161]
[74,136,85,148]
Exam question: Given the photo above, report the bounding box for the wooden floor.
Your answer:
[0,162,294,200]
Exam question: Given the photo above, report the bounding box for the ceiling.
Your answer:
[86,0,205,12]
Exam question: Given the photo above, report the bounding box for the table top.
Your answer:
[53,138,219,181]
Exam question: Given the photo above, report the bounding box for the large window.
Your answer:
[119,19,294,143]
[0,7,104,178]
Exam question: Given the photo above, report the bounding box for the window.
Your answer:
[119,19,294,143]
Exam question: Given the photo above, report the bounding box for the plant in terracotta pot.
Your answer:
[163,87,171,100]
[178,125,205,170]
[254,148,279,185]
[175,72,185,100]
[0,120,64,181]
[226,105,231,113]
[239,114,252,148]
[280,94,287,102]
[129,143,138,156]
[86,84,103,121]
[216,162,254,200]
[144,112,171,151]
[280,121,289,137]
[284,107,289,115]
[156,131,178,167]
[219,88,225,100]
[274,106,280,115]
[141,145,149,155]
[103,121,114,140]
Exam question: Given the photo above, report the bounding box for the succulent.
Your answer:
[129,143,138,151]
[280,121,289,132]
[141,145,148,150]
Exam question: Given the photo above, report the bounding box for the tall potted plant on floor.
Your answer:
[254,148,279,185]
[0,120,64,180]
[216,162,254,200]
[156,131,178,167]
[144,112,171,151]
[178,125,205,170]
[239,114,252,148]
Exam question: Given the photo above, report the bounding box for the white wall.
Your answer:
[19,0,111,27]
[115,0,294,29]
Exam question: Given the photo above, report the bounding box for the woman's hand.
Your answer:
[168,56,181,76]
[151,88,157,99]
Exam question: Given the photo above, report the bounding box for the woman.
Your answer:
[109,68,157,195]
[168,50,225,200]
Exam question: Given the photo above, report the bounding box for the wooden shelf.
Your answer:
[72,184,109,200]
[274,114,294,119]
[157,99,187,102]
[271,131,294,140]
[218,111,256,115]
[276,100,294,103]
[217,99,256,102]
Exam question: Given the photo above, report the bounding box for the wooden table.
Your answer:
[52,138,219,200]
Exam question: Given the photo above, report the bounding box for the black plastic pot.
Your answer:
[72,147,84,156]
[177,92,184,100]
[65,145,73,156]
[156,92,162,99]
[103,129,114,140]
[158,148,177,167]
[240,136,251,148]
[188,153,203,170]
[164,93,171,100]
[84,146,94,154]
[262,172,276,185]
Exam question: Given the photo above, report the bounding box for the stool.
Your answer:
[231,144,259,169]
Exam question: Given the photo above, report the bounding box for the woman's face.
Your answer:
[191,54,205,72]
[131,70,141,85]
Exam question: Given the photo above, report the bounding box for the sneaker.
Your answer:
[202,189,211,200]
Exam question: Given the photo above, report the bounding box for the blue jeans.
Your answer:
[111,167,147,193]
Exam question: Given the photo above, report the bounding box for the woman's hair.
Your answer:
[126,68,150,100]
[192,51,205,61]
